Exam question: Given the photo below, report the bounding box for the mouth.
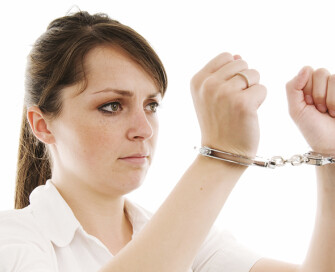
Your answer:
[119,154,149,165]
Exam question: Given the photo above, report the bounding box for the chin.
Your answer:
[113,173,146,195]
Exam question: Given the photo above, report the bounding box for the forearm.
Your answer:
[100,156,246,272]
[300,164,335,272]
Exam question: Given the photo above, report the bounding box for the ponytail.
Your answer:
[15,106,51,209]
[14,11,167,209]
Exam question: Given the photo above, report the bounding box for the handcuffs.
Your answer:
[198,146,335,169]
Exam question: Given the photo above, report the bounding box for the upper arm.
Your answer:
[192,228,262,272]
[250,258,300,272]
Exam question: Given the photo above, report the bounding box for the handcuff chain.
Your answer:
[257,152,334,168]
[269,154,307,167]
[198,146,335,169]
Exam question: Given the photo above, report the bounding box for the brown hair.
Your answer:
[15,11,167,209]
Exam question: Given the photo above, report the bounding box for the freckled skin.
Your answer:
[49,45,160,198]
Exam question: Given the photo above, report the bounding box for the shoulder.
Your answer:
[0,208,56,271]
[0,207,52,251]
[0,207,44,239]
[0,207,33,222]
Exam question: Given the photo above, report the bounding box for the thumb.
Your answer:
[286,66,313,119]
[286,66,313,91]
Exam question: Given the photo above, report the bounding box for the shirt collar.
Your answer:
[29,180,152,247]
[29,180,80,247]
[124,199,152,236]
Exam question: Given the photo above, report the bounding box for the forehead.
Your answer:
[82,45,158,95]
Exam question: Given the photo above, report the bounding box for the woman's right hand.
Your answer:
[190,53,267,158]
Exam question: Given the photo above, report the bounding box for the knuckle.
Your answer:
[211,53,234,70]
[250,69,260,82]
[328,74,335,83]
[258,84,267,95]
[217,52,234,62]
[190,71,203,91]
[314,68,330,78]
[190,74,199,90]
[248,84,267,108]
[239,60,249,70]
[258,84,268,104]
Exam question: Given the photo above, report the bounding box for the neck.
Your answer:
[51,174,133,255]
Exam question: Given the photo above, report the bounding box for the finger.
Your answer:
[191,53,234,92]
[326,74,335,117]
[241,84,267,110]
[201,52,234,75]
[230,69,260,90]
[301,66,314,105]
[214,59,249,80]
[312,68,330,113]
[234,54,242,60]
[286,66,312,119]
[286,66,311,92]
[286,66,312,103]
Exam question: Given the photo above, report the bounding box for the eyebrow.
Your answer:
[92,88,161,99]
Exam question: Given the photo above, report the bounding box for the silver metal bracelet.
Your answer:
[198,146,335,169]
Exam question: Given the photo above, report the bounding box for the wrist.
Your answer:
[316,163,335,191]
[195,153,248,176]
[197,146,269,168]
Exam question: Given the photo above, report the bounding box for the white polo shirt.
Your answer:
[0,180,261,271]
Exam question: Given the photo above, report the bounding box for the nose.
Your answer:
[126,110,154,141]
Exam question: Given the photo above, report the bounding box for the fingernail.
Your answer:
[316,104,327,113]
[329,110,335,117]
[305,95,314,105]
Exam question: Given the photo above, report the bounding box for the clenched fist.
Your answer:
[286,67,335,155]
[190,53,267,158]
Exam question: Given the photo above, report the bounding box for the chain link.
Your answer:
[269,154,308,167]
[198,146,335,168]
[262,152,334,168]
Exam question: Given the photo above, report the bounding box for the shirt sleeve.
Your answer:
[192,228,262,272]
[0,242,55,272]
[0,210,55,272]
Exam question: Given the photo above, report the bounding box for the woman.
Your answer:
[0,10,334,272]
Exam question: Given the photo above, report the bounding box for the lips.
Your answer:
[120,153,149,159]
[119,154,149,165]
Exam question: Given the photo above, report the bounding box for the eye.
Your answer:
[99,102,122,114]
[145,102,160,113]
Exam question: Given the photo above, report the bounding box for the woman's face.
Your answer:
[49,45,161,197]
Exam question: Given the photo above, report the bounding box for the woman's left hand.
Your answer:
[286,67,335,154]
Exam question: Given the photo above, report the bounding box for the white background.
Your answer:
[1,0,334,265]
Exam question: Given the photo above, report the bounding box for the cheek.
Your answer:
[55,114,122,165]
[149,117,159,147]
[78,119,124,161]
